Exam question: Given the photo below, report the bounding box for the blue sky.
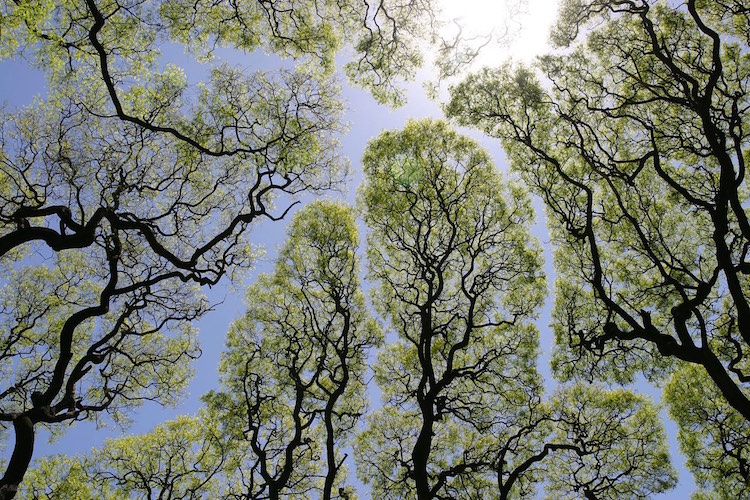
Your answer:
[0,3,699,497]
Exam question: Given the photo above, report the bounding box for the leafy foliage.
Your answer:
[544,385,675,499]
[0,0,424,494]
[20,201,378,499]
[665,364,750,499]
[355,119,675,499]
[18,122,678,499]
[0,0,465,492]
[446,0,750,496]
[20,414,223,499]
[202,200,379,499]
[5,0,734,496]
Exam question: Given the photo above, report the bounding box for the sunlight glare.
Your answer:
[439,0,562,63]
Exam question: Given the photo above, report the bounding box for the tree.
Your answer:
[541,384,674,500]
[19,200,378,499]
[0,34,343,500]
[446,0,750,495]
[19,123,676,498]
[0,0,449,495]
[665,364,750,498]
[354,119,675,498]
[202,200,379,499]
[18,455,99,499]
[20,413,225,499]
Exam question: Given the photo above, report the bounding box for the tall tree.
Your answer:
[19,128,676,497]
[19,200,378,499]
[0,41,343,500]
[665,364,750,498]
[203,200,379,499]
[355,119,675,498]
[0,0,448,495]
[19,413,225,499]
[446,0,750,494]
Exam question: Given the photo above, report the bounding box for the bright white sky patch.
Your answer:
[439,0,562,63]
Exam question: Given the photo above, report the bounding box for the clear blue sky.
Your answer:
[0,16,698,498]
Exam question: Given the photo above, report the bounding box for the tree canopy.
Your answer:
[16,122,678,499]
[355,119,675,499]
[19,200,379,499]
[446,0,750,496]
[201,200,379,499]
[0,0,450,496]
[4,0,748,497]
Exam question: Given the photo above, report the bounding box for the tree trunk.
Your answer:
[0,414,35,500]
[322,408,338,500]
[268,483,280,500]
[412,406,434,500]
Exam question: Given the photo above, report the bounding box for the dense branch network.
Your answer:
[0,0,417,495]
[18,202,379,499]
[447,0,750,495]
[354,119,675,499]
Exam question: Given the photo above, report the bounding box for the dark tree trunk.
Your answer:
[322,383,346,500]
[268,481,281,500]
[323,307,350,500]
[412,405,434,500]
[0,414,35,500]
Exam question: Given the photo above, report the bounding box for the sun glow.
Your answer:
[438,0,562,63]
